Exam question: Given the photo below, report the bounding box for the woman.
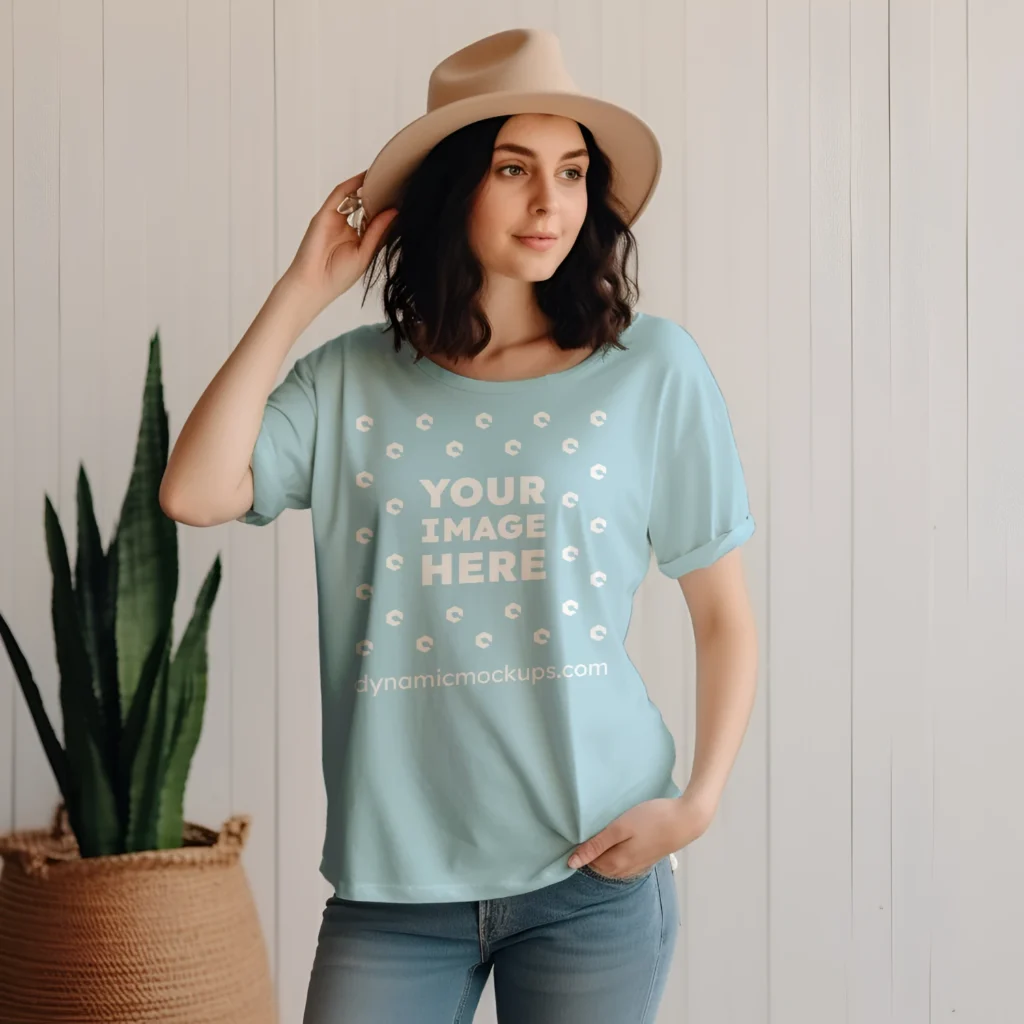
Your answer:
[160,28,758,1024]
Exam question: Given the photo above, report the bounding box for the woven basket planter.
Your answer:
[0,805,276,1024]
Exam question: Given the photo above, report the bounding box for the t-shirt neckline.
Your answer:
[399,311,643,394]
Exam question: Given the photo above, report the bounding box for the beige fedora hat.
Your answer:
[337,27,662,249]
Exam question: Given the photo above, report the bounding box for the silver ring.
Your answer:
[336,192,367,237]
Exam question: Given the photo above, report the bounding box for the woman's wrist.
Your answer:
[676,785,718,832]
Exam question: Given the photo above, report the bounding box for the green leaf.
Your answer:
[74,465,121,787]
[156,555,221,848]
[44,495,120,856]
[114,331,178,723]
[119,620,173,850]
[103,528,129,840]
[74,720,123,856]
[125,653,172,852]
[0,608,72,807]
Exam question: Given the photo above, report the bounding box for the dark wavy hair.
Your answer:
[353,115,642,364]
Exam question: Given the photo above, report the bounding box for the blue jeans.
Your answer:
[302,854,680,1023]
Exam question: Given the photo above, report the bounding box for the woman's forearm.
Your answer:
[681,614,759,818]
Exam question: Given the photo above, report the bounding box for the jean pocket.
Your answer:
[577,860,656,886]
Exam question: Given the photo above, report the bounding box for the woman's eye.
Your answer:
[497,165,585,180]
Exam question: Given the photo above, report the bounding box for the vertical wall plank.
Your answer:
[849,1,897,1021]
[101,1,156,606]
[889,0,938,1018]
[176,0,234,842]
[948,0,1024,1017]
[801,3,855,1020]
[58,0,106,740]
[11,0,61,830]
[765,0,813,1012]
[682,1,769,1021]
[273,0,330,1018]
[767,0,852,1020]
[928,2,970,1021]
[228,0,279,988]
[0,0,14,836]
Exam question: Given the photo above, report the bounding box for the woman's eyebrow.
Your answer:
[493,143,589,160]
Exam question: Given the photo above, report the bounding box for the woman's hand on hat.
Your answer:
[283,170,399,313]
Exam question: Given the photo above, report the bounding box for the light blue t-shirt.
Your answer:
[238,310,755,902]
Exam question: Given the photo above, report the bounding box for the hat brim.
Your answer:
[357,90,662,256]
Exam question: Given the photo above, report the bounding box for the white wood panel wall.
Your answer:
[1,2,1021,1022]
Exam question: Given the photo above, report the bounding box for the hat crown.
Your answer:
[426,29,579,113]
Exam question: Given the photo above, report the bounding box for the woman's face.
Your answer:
[467,114,590,281]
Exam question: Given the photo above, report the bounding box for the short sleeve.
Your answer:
[647,329,756,578]
[236,352,318,526]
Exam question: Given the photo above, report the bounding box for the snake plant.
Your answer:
[0,329,222,856]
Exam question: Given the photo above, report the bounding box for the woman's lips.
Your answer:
[515,236,557,251]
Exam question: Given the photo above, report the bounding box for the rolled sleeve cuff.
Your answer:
[234,427,279,526]
[656,513,756,579]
